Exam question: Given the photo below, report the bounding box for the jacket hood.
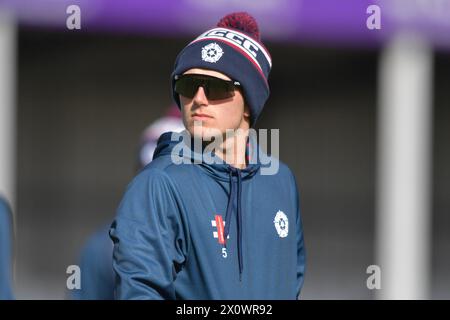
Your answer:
[153,130,261,179]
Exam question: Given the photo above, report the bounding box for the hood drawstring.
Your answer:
[223,167,244,281]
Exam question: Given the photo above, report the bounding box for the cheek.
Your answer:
[219,102,245,127]
[179,99,191,128]
[179,96,190,110]
[180,98,192,115]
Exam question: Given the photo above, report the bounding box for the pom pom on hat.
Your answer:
[217,12,260,41]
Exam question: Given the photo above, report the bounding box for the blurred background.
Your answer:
[0,0,449,299]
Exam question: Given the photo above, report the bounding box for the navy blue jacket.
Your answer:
[110,132,306,299]
[0,197,14,300]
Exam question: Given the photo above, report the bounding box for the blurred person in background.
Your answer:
[110,12,306,300]
[0,196,14,300]
[71,106,184,300]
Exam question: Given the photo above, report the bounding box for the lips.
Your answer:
[192,113,213,120]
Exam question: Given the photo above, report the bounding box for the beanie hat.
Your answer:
[171,12,272,127]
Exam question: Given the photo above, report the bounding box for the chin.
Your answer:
[188,123,223,142]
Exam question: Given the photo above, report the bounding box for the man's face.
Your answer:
[179,68,250,141]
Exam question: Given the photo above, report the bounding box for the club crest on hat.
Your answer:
[201,42,223,63]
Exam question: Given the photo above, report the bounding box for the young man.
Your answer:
[110,12,306,300]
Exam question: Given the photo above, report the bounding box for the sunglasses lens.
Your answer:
[175,75,236,100]
[207,79,235,100]
[174,76,198,99]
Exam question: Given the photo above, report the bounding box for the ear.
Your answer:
[243,104,251,119]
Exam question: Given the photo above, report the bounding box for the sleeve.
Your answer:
[109,170,189,300]
[291,172,306,299]
[0,198,14,300]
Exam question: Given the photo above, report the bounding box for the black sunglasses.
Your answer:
[174,74,241,100]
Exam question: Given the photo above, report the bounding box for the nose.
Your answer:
[192,86,208,107]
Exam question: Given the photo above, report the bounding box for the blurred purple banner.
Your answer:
[1,0,449,48]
